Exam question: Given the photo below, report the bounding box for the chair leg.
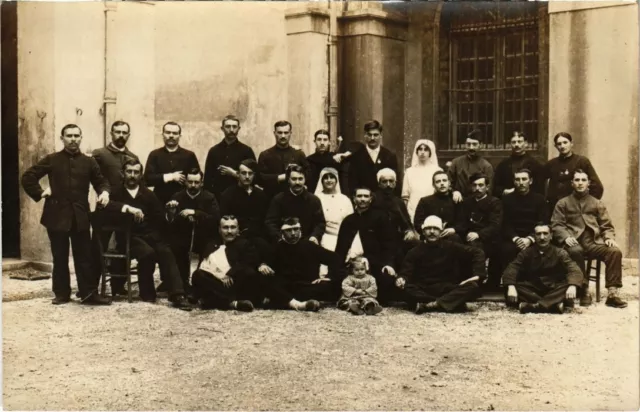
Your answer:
[595,260,602,303]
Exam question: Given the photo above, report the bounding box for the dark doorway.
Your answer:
[2,2,20,258]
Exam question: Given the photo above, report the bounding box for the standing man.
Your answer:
[492,131,544,198]
[346,120,399,196]
[220,159,270,240]
[92,120,139,189]
[306,129,355,194]
[264,164,325,244]
[503,223,582,314]
[21,124,111,305]
[454,172,502,290]
[165,168,220,296]
[335,187,398,303]
[551,169,626,308]
[448,129,494,202]
[203,115,256,201]
[544,132,604,213]
[413,171,461,242]
[500,169,548,272]
[257,120,309,201]
[104,159,194,310]
[144,121,200,206]
[396,216,485,313]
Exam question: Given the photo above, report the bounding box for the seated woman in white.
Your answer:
[402,139,442,222]
[314,167,354,276]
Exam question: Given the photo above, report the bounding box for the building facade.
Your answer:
[2,1,638,263]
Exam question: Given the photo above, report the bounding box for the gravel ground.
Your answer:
[3,274,639,411]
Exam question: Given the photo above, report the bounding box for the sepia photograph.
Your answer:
[1,0,639,410]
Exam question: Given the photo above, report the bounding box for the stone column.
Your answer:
[337,7,408,169]
[285,6,330,156]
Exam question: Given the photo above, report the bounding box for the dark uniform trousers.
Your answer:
[47,218,96,298]
[500,241,522,274]
[402,281,481,311]
[129,234,185,301]
[191,267,264,308]
[170,243,193,295]
[565,229,623,289]
[266,277,336,307]
[371,265,401,305]
[515,281,570,309]
[468,239,501,288]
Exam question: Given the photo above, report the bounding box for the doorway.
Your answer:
[2,2,20,258]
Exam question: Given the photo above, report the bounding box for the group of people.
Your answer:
[21,116,627,315]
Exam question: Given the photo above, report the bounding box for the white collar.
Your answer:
[475,194,488,202]
[187,190,201,199]
[165,146,179,153]
[366,145,381,161]
[109,143,126,152]
[126,186,140,198]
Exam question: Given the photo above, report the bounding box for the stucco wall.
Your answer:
[154,2,290,170]
[549,2,639,257]
[17,2,156,263]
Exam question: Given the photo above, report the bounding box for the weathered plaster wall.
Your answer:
[549,2,639,257]
[154,2,290,170]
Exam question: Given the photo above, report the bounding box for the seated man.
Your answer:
[335,187,398,304]
[551,169,626,308]
[454,172,502,290]
[268,217,345,307]
[104,159,192,310]
[500,168,547,272]
[265,164,326,244]
[503,222,582,314]
[413,171,461,242]
[165,168,220,296]
[372,168,420,262]
[191,216,265,312]
[395,216,485,313]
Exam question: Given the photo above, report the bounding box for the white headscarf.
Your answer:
[376,168,397,183]
[411,139,439,168]
[314,167,342,195]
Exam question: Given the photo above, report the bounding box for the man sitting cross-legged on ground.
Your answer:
[191,216,268,312]
[264,217,345,310]
[103,159,193,310]
[396,215,485,314]
[502,222,583,314]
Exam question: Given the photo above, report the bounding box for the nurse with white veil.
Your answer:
[314,167,354,276]
[402,139,442,222]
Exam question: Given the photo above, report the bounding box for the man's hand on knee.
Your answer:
[566,285,577,300]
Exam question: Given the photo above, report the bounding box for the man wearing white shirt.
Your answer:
[104,159,193,310]
[346,120,399,196]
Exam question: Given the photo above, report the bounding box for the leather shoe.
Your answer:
[232,300,254,312]
[519,302,538,314]
[304,300,321,312]
[81,293,112,305]
[553,302,564,314]
[170,295,194,311]
[52,295,71,305]
[605,296,628,309]
[580,293,593,307]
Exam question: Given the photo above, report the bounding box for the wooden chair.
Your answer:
[92,212,139,303]
[586,257,603,302]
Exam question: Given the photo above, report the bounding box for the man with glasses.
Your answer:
[203,115,256,201]
[144,121,200,205]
